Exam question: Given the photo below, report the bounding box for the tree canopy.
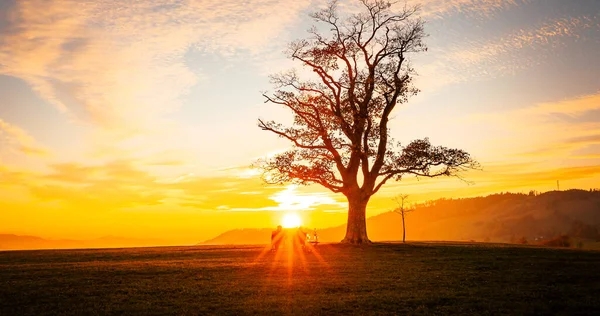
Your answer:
[257,0,478,244]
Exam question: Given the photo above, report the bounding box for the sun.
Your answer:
[281,213,302,228]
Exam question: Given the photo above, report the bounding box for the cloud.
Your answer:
[527,93,600,117]
[375,163,600,205]
[0,154,347,213]
[414,0,526,19]
[484,165,600,186]
[376,92,600,205]
[263,184,344,212]
[185,183,346,213]
[0,165,33,188]
[2,159,189,210]
[459,93,600,164]
[451,15,597,70]
[337,0,526,19]
[517,132,600,159]
[0,118,48,157]
[520,93,600,140]
[566,135,600,145]
[416,14,600,91]
[0,0,312,140]
[27,160,166,209]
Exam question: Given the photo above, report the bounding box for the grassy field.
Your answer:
[1,242,599,315]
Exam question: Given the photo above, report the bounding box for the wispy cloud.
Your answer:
[337,0,526,19]
[0,157,344,213]
[460,93,600,164]
[451,15,597,73]
[415,0,527,19]
[527,93,600,117]
[0,0,311,139]
[0,118,48,157]
[417,14,599,91]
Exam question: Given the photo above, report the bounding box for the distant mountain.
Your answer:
[200,228,275,245]
[0,234,166,251]
[202,189,600,245]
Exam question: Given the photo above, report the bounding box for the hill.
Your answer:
[201,228,274,245]
[203,189,600,245]
[0,234,166,251]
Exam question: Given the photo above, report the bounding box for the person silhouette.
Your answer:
[271,225,283,250]
[295,227,307,248]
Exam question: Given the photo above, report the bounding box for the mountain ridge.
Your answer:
[0,234,167,251]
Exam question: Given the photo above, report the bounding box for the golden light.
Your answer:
[281,213,302,228]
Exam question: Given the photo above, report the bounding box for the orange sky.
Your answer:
[1,0,599,244]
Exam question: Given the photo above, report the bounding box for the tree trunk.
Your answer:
[402,213,406,243]
[341,194,371,244]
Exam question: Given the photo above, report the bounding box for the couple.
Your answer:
[271,226,308,250]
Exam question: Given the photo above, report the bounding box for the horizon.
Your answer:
[2,187,598,250]
[2,0,600,245]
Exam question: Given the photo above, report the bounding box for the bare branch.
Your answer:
[256,1,478,239]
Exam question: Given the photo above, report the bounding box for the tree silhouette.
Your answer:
[392,194,412,243]
[257,0,478,244]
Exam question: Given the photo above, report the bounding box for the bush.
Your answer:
[518,237,528,244]
[541,235,571,247]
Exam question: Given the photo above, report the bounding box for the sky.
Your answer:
[1,0,599,244]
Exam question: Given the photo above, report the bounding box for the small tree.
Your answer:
[257,0,478,244]
[392,194,413,243]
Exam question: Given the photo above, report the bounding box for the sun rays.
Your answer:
[248,226,333,290]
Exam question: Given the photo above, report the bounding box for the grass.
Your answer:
[1,242,599,315]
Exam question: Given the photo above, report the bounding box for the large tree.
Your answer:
[258,0,478,244]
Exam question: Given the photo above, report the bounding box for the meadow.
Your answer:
[1,242,599,315]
